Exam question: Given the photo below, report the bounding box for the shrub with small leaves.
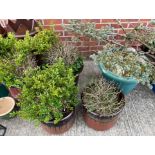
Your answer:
[16,59,78,125]
[82,78,124,116]
[0,32,16,58]
[14,29,59,66]
[46,42,83,75]
[0,55,36,88]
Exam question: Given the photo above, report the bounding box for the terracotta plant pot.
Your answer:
[82,93,125,131]
[42,110,75,134]
[0,97,15,119]
[9,86,21,102]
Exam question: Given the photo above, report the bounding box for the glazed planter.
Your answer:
[0,83,9,98]
[98,63,138,95]
[82,93,125,131]
[42,110,75,134]
[0,97,15,120]
[152,84,155,93]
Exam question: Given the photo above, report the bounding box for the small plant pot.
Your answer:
[0,97,15,120]
[41,110,75,134]
[82,93,125,131]
[98,63,138,95]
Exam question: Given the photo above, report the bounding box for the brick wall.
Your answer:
[42,19,154,56]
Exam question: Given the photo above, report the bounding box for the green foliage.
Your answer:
[32,29,59,54]
[46,43,84,74]
[0,59,18,87]
[71,57,83,75]
[82,78,124,116]
[0,55,36,88]
[0,28,59,87]
[16,59,78,124]
[0,33,16,58]
[14,29,59,66]
[14,31,33,65]
[90,44,155,89]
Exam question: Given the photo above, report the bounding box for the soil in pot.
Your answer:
[82,92,125,131]
[41,110,75,134]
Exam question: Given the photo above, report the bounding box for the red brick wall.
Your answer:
[42,19,154,55]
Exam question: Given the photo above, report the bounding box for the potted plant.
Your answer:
[14,28,59,67]
[90,44,155,94]
[46,42,84,85]
[64,20,155,93]
[0,53,35,117]
[15,59,78,134]
[112,20,155,93]
[82,78,125,131]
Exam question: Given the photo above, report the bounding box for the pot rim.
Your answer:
[82,92,125,119]
[98,63,138,83]
[0,97,15,117]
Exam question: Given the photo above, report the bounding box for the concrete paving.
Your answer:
[0,61,155,136]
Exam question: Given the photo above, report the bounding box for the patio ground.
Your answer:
[1,61,155,136]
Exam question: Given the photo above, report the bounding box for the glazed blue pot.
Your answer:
[98,63,138,95]
[152,84,155,93]
[0,83,9,98]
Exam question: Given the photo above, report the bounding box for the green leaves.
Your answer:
[0,29,59,88]
[17,59,78,124]
[0,33,16,58]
